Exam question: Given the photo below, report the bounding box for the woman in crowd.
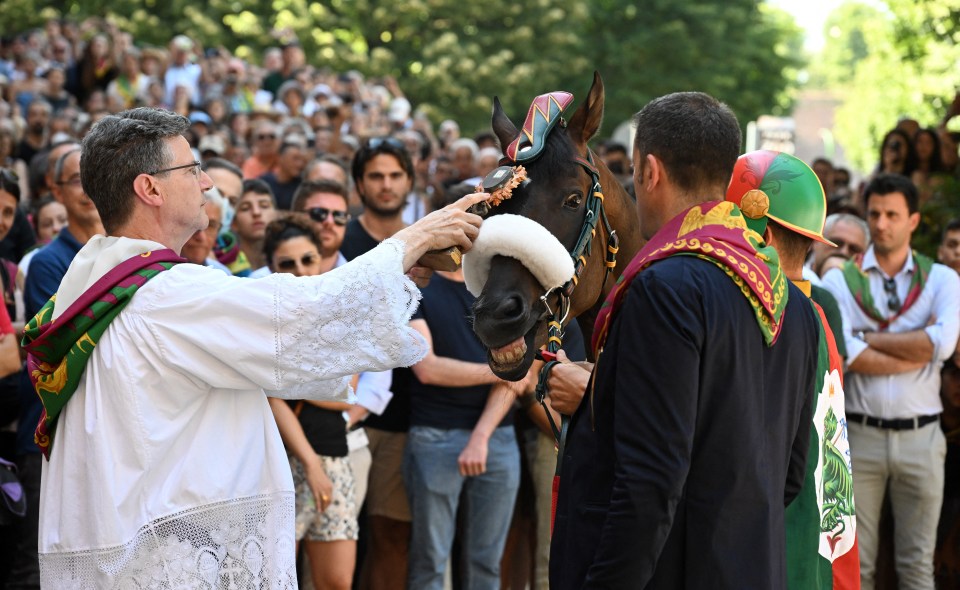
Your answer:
[70,33,118,106]
[263,214,360,590]
[877,128,918,178]
[106,48,151,110]
[17,196,69,290]
[8,52,48,115]
[913,127,948,203]
[0,126,29,200]
[0,170,23,322]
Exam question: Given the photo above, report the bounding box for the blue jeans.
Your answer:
[403,425,520,590]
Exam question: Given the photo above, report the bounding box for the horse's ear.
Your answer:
[567,71,605,147]
[491,97,518,150]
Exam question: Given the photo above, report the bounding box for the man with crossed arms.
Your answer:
[823,173,960,589]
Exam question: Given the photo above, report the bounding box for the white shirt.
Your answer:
[401,191,429,226]
[822,246,960,419]
[164,62,202,105]
[801,264,822,287]
[39,235,426,588]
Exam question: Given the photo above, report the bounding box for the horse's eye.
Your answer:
[563,193,583,210]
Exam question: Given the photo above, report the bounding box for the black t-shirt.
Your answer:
[15,140,41,169]
[260,172,301,211]
[290,401,348,457]
[340,218,381,262]
[559,319,587,362]
[409,273,514,430]
[341,217,409,432]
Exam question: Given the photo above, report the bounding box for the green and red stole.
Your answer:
[21,249,184,459]
[840,250,933,331]
[786,282,860,590]
[592,200,789,356]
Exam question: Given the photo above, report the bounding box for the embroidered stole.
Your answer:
[592,200,789,356]
[22,249,184,458]
[839,251,933,331]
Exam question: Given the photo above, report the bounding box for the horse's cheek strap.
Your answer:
[463,214,575,297]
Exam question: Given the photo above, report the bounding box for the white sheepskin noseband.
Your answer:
[463,213,575,297]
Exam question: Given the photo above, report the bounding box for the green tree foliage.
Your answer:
[813,1,960,172]
[807,2,878,87]
[579,0,804,132]
[2,0,802,137]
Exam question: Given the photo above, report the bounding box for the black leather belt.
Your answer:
[846,412,940,431]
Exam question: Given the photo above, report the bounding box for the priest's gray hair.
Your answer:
[80,108,189,233]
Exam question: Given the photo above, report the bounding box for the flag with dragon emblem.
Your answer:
[786,298,860,589]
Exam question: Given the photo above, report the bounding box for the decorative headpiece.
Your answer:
[504,91,574,162]
[725,150,837,246]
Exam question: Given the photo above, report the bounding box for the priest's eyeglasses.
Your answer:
[148,160,202,177]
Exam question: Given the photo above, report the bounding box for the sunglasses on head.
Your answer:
[365,137,405,151]
[306,207,349,226]
[276,253,319,271]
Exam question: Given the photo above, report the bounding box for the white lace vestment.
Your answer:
[38,236,426,589]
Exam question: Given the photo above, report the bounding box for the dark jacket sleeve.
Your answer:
[584,271,703,588]
[784,378,814,506]
[784,299,819,506]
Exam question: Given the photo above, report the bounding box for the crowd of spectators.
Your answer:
[2,15,960,590]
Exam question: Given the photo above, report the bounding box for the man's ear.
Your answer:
[909,211,921,233]
[132,173,164,208]
[763,226,776,248]
[643,153,661,192]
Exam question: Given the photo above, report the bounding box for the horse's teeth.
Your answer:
[491,337,527,367]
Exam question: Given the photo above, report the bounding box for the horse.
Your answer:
[470,72,644,381]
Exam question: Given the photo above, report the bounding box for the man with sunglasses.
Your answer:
[241,120,280,179]
[291,179,352,274]
[823,173,960,589]
[26,108,486,588]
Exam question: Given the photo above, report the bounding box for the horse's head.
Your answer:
[470,72,637,380]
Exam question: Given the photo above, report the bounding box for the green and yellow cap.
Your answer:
[725,150,836,246]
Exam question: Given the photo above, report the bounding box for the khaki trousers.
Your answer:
[849,420,946,590]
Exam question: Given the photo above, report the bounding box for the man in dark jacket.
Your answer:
[549,92,820,589]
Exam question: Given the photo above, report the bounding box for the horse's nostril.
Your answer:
[493,294,525,321]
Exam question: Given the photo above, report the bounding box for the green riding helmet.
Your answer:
[725,150,837,246]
